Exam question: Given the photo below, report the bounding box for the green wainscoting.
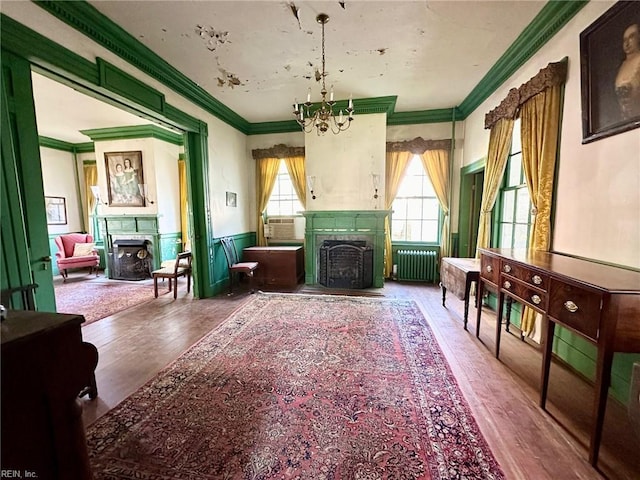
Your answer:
[158,233,183,264]
[211,232,256,295]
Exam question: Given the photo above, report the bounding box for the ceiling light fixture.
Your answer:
[293,13,354,135]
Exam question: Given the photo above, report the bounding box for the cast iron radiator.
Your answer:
[397,249,438,282]
[318,240,373,289]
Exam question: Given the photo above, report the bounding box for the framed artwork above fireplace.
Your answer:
[105,150,145,207]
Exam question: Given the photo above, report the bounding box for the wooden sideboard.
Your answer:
[243,246,304,289]
[1,310,98,479]
[476,248,640,467]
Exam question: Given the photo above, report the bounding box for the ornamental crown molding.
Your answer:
[386,137,452,154]
[485,58,568,130]
[251,144,305,160]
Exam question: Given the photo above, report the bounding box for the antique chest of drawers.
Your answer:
[242,246,304,289]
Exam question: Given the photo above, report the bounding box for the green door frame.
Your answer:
[457,158,485,258]
[1,15,218,301]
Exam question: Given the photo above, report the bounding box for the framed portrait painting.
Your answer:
[105,151,145,207]
[580,1,640,143]
[45,196,67,225]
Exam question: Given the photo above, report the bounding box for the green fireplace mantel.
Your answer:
[302,210,390,287]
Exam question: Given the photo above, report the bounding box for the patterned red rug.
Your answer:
[86,293,505,479]
[55,278,158,326]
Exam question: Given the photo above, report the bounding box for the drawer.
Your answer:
[500,260,548,291]
[501,276,547,311]
[548,279,603,341]
[480,254,500,285]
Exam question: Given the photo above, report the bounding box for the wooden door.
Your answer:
[1,51,56,311]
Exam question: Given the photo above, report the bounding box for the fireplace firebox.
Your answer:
[318,240,373,289]
[110,239,151,281]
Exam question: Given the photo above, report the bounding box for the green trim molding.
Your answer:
[81,124,183,145]
[39,136,95,153]
[458,0,587,117]
[30,0,587,134]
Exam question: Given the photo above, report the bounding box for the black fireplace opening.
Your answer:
[110,239,152,281]
[318,240,373,289]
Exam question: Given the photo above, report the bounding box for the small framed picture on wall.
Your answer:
[45,196,67,225]
[226,191,237,207]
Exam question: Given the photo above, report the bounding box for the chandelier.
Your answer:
[293,13,354,135]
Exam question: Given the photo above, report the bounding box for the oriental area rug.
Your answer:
[86,293,505,479]
[55,278,159,326]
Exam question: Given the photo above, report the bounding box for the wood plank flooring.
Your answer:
[78,279,639,480]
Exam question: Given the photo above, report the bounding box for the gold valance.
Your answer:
[386,137,452,154]
[484,58,568,130]
[251,144,305,160]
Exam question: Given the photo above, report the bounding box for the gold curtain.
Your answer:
[520,83,563,335]
[284,155,306,210]
[255,157,281,246]
[384,151,412,277]
[475,118,514,254]
[178,158,189,250]
[83,163,97,236]
[420,149,450,258]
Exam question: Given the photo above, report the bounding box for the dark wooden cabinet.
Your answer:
[476,248,640,467]
[243,246,304,289]
[1,311,98,479]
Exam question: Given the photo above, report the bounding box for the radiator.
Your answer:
[397,249,438,282]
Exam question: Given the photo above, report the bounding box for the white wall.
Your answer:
[40,147,82,234]
[306,113,387,211]
[462,1,640,268]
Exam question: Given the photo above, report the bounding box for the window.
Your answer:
[496,120,532,248]
[391,155,440,243]
[265,160,303,216]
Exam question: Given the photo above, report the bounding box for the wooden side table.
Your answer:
[440,257,480,329]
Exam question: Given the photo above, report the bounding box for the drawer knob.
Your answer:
[503,264,512,273]
[531,294,542,305]
[503,280,511,289]
[564,300,579,313]
[532,275,543,285]
[486,265,493,273]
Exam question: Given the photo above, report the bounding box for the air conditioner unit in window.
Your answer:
[266,218,295,240]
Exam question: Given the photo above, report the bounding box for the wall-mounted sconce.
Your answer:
[307,175,317,200]
[89,185,103,205]
[372,174,380,199]
[138,183,155,204]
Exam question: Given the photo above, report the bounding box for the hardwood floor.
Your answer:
[79,280,639,480]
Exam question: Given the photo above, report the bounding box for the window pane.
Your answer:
[422,220,438,242]
[391,219,406,241]
[500,223,513,248]
[507,153,522,186]
[513,224,529,248]
[511,118,522,154]
[423,198,439,218]
[515,187,530,223]
[392,198,408,218]
[422,177,436,197]
[264,159,305,216]
[501,190,515,222]
[406,199,422,219]
[406,220,422,242]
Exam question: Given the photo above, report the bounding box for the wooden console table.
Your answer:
[243,246,304,289]
[440,257,480,329]
[1,310,98,479]
[476,248,640,467]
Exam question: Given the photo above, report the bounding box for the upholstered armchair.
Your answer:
[54,233,100,281]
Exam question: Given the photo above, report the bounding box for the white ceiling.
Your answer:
[32,1,547,141]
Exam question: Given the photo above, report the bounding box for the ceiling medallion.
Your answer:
[293,13,354,135]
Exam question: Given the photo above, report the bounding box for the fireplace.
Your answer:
[319,240,373,289]
[110,239,152,280]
